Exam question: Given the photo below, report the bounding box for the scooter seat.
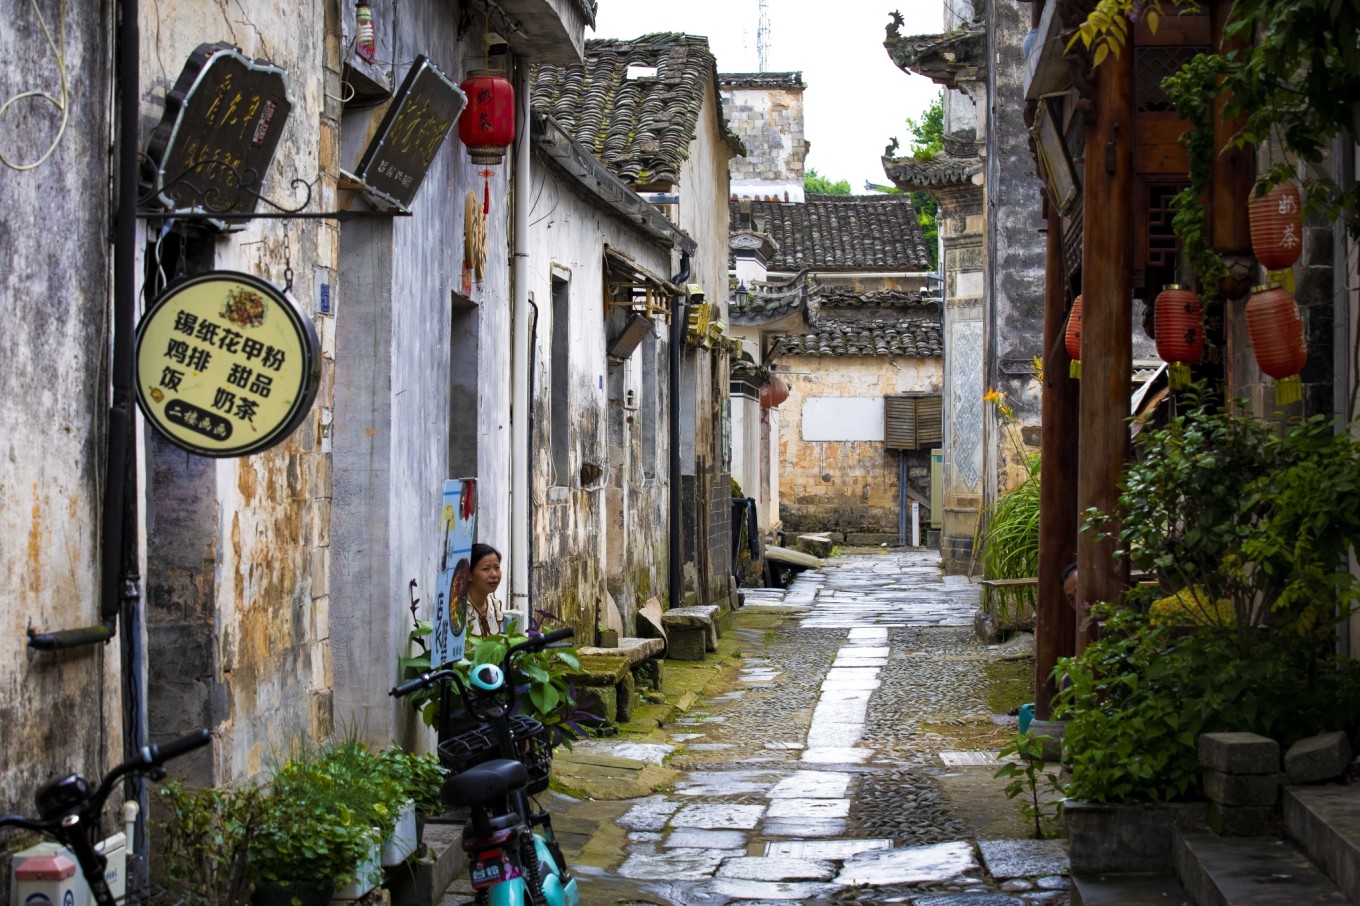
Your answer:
[444,759,529,806]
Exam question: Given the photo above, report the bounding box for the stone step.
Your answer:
[1071,872,1191,906]
[1283,784,1360,903]
[1173,828,1349,905]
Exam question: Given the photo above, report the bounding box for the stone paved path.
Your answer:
[446,550,1070,905]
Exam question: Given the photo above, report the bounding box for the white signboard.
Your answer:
[802,397,884,442]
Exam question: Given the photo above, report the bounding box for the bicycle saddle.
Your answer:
[443,758,529,806]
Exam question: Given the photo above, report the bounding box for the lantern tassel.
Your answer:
[1273,375,1302,407]
[1069,359,1082,380]
[1168,362,1192,390]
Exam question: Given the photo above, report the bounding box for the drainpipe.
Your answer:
[511,63,532,629]
[668,254,691,611]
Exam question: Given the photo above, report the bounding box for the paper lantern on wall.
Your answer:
[1065,294,1083,379]
[759,376,790,409]
[1245,283,1308,406]
[1249,182,1303,271]
[1154,285,1204,390]
[458,69,515,218]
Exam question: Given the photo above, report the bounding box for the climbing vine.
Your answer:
[1161,53,1227,300]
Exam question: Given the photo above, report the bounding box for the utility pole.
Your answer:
[757,0,770,72]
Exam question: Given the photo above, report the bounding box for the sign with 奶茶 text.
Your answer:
[134,272,320,457]
[430,479,477,668]
[355,55,466,210]
[145,43,293,216]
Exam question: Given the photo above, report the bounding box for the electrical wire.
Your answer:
[0,0,70,171]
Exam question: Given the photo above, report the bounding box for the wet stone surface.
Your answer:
[490,550,1069,906]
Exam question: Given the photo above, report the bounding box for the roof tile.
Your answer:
[731,195,931,271]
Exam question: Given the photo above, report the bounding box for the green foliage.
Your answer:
[398,618,585,744]
[905,91,944,270]
[1057,395,1360,804]
[156,780,268,906]
[373,746,446,819]
[978,466,1041,623]
[1162,54,1228,300]
[805,167,852,196]
[995,733,1065,838]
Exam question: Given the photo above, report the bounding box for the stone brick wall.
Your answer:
[722,86,807,198]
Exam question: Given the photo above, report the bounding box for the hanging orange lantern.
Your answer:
[1245,283,1307,406]
[759,376,790,409]
[458,69,515,218]
[1154,285,1204,390]
[1065,294,1083,379]
[1248,182,1303,271]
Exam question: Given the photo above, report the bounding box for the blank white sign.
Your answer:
[802,397,884,441]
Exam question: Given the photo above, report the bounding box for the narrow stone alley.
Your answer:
[446,549,1070,906]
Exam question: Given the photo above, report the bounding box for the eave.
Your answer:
[884,24,987,90]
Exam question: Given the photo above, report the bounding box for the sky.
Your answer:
[592,1,945,193]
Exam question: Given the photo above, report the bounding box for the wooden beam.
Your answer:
[1076,42,1135,654]
[1036,198,1079,718]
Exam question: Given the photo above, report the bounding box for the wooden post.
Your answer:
[1036,199,1079,718]
[1076,39,1135,652]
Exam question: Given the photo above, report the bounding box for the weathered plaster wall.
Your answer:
[329,11,515,751]
[525,163,674,636]
[779,357,942,534]
[0,0,121,811]
[679,83,736,605]
[722,85,806,202]
[984,0,1046,495]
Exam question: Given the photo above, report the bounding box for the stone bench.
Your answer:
[576,637,665,695]
[661,605,721,661]
[570,655,634,725]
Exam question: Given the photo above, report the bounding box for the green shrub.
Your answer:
[978,458,1041,623]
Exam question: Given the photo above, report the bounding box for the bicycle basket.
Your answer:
[438,714,554,795]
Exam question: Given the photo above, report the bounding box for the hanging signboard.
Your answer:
[133,272,320,457]
[430,478,477,668]
[144,43,293,217]
[355,55,467,211]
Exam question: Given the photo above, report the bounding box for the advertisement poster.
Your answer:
[430,478,476,668]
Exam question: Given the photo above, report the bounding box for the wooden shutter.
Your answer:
[884,393,942,450]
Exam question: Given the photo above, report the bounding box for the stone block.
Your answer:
[662,605,720,651]
[1202,769,1282,807]
[571,656,629,686]
[576,637,664,666]
[1285,731,1353,784]
[386,821,464,906]
[847,532,898,545]
[667,628,707,661]
[1206,802,1276,837]
[1198,732,1279,775]
[794,533,835,558]
[577,685,618,725]
[616,670,636,723]
[635,657,663,691]
[1065,801,1207,873]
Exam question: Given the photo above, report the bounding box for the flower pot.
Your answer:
[1064,800,1206,874]
[251,879,333,906]
[381,801,418,867]
[597,629,619,648]
[330,839,381,901]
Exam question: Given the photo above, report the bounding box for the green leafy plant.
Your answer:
[156,780,268,906]
[995,732,1065,838]
[977,467,1041,624]
[374,746,446,819]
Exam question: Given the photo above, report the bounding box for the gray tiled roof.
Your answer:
[730,279,811,325]
[778,319,943,358]
[882,155,984,191]
[532,34,745,187]
[731,195,931,272]
[719,71,805,90]
[884,19,987,89]
[819,288,936,310]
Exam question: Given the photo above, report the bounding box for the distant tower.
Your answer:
[757,0,770,72]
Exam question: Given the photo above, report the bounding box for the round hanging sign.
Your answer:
[134,271,321,457]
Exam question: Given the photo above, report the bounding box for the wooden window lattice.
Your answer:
[885,394,943,450]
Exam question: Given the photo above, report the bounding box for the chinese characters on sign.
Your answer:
[355,55,467,210]
[134,272,320,457]
[144,43,293,216]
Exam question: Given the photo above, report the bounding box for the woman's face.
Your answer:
[470,554,502,597]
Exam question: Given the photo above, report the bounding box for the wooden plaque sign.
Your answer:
[355,55,467,210]
[144,43,293,216]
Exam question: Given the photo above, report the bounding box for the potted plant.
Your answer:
[373,747,445,866]
[596,625,619,648]
[155,780,269,906]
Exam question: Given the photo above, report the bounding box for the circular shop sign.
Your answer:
[134,271,320,457]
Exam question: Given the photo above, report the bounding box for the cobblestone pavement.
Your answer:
[450,549,1069,906]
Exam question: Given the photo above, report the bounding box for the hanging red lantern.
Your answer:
[1065,294,1083,379]
[458,70,515,166]
[1248,181,1303,271]
[1245,283,1308,406]
[1154,285,1204,390]
[759,376,789,409]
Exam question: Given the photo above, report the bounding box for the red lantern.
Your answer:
[1249,182,1303,271]
[1154,284,1204,390]
[458,70,515,166]
[1065,294,1083,379]
[1245,283,1308,406]
[759,376,789,409]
